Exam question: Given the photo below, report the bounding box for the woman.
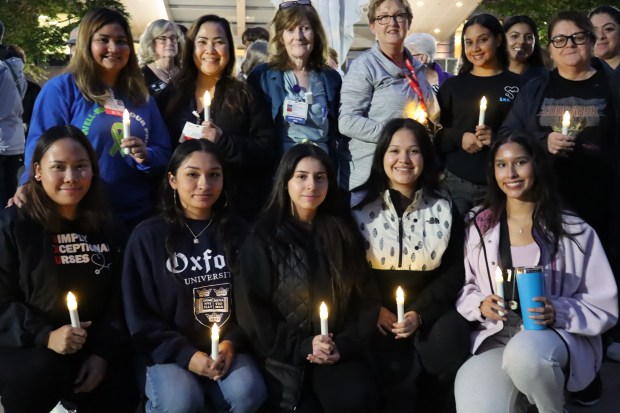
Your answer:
[502,15,548,80]
[338,0,439,190]
[247,1,341,159]
[139,19,185,95]
[589,5,620,72]
[122,139,266,413]
[404,33,453,93]
[436,13,524,216]
[0,125,137,413]
[454,134,618,413]
[158,14,275,220]
[235,144,380,412]
[18,8,171,229]
[351,118,469,412]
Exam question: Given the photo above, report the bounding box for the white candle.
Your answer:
[495,267,505,317]
[562,111,570,135]
[396,286,405,323]
[122,109,130,155]
[319,302,329,336]
[478,96,487,126]
[66,292,80,328]
[203,91,211,123]
[211,323,219,359]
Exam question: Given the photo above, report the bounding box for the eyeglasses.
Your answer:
[155,35,179,44]
[373,13,410,25]
[279,0,311,9]
[549,31,590,48]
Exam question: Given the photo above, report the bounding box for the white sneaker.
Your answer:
[607,342,620,362]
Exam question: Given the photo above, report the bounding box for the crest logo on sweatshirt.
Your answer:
[194,283,230,327]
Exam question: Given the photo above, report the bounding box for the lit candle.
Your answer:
[319,302,329,336]
[122,109,130,155]
[478,96,487,126]
[396,286,405,323]
[562,111,570,135]
[203,91,211,123]
[413,107,427,125]
[495,267,505,317]
[66,292,80,328]
[211,323,219,359]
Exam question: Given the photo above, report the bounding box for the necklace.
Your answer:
[185,219,213,244]
[154,63,175,82]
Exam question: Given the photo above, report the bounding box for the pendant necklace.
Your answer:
[185,219,213,244]
[154,63,175,82]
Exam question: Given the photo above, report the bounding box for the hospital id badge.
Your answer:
[283,99,308,124]
[104,98,126,116]
[180,122,203,142]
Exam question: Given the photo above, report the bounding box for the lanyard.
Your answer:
[404,58,428,114]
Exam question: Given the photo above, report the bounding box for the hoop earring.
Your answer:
[222,191,229,208]
[173,189,178,205]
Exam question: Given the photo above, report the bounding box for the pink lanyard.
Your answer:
[404,58,428,114]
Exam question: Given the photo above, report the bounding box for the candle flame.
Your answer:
[67,292,78,311]
[204,91,211,107]
[396,286,405,304]
[123,108,130,124]
[319,302,328,319]
[480,96,487,110]
[212,323,219,338]
[562,111,570,125]
[403,101,427,124]
[495,266,503,282]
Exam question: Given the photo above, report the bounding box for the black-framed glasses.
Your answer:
[549,31,590,48]
[374,13,410,25]
[155,35,179,44]
[279,0,311,9]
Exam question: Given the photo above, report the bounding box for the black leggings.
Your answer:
[0,346,138,413]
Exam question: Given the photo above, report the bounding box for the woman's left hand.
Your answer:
[212,340,235,381]
[529,297,555,326]
[392,311,421,339]
[74,354,108,393]
[201,121,223,144]
[121,136,148,164]
[307,334,340,365]
[475,125,493,146]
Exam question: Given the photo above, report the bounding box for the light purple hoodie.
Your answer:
[457,208,618,391]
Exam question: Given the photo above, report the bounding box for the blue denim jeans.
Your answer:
[144,353,267,413]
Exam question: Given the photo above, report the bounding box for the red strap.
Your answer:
[404,58,428,114]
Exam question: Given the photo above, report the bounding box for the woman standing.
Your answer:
[503,15,548,80]
[436,13,524,216]
[18,8,171,229]
[247,1,341,159]
[123,139,266,413]
[589,5,620,72]
[236,144,380,412]
[351,118,469,412]
[158,14,276,220]
[338,0,439,190]
[455,134,618,413]
[0,125,137,413]
[139,19,184,95]
[404,33,453,93]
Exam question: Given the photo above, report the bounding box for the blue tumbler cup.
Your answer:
[515,266,547,330]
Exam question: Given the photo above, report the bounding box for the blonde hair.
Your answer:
[138,19,185,66]
[367,0,412,24]
[67,8,148,106]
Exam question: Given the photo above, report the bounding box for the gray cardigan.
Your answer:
[338,42,439,190]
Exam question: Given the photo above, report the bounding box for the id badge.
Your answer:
[180,122,204,142]
[104,98,126,116]
[283,99,308,124]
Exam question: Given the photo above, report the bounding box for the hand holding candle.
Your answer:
[478,96,487,126]
[211,323,219,359]
[319,302,329,336]
[495,267,505,317]
[396,286,405,323]
[122,109,131,155]
[66,292,80,328]
[203,91,211,123]
[562,111,570,135]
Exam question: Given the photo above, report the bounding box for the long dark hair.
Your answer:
[459,13,509,75]
[165,15,250,118]
[353,118,443,208]
[502,15,545,68]
[22,125,109,232]
[478,134,579,254]
[256,144,365,299]
[160,139,243,263]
